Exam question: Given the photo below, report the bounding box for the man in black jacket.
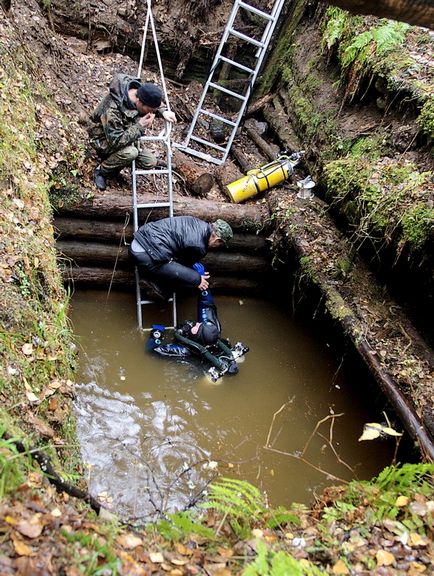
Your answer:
[128,216,233,297]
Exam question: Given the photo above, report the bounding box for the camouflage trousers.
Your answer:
[99,144,156,174]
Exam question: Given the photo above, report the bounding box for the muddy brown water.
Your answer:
[70,290,398,522]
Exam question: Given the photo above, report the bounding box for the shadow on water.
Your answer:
[70,290,403,522]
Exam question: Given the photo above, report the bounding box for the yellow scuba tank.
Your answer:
[226,152,303,203]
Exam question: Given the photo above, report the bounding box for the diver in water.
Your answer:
[146,265,248,381]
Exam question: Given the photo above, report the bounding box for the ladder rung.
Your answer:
[209,82,247,100]
[140,298,174,305]
[134,169,170,176]
[228,28,266,48]
[190,134,227,151]
[198,109,237,127]
[173,144,224,165]
[137,201,171,209]
[238,0,275,20]
[219,55,255,74]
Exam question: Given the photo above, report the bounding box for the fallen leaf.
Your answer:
[171,558,189,566]
[174,543,194,556]
[359,422,402,441]
[332,559,350,574]
[150,552,164,563]
[395,495,409,507]
[408,561,427,574]
[117,533,143,549]
[11,536,33,557]
[376,549,395,566]
[21,343,33,356]
[16,518,43,539]
[217,547,233,558]
[408,533,428,547]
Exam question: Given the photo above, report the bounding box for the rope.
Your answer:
[106,213,131,302]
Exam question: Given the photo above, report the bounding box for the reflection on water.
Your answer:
[71,290,396,521]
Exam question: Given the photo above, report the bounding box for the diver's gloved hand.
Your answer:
[178,321,195,337]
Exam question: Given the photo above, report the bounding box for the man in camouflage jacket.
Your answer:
[87,73,176,190]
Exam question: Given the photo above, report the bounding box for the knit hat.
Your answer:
[193,323,219,345]
[214,219,233,246]
[136,83,162,108]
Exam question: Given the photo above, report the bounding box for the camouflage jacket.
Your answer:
[87,74,149,156]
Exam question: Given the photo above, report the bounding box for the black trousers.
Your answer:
[128,240,201,291]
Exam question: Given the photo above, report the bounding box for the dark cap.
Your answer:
[214,219,233,246]
[137,83,162,108]
[193,323,219,345]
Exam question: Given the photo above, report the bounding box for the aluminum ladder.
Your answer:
[175,0,285,165]
[132,0,176,330]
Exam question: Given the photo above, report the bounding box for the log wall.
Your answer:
[54,193,273,296]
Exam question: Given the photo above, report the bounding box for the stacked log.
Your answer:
[54,193,272,295]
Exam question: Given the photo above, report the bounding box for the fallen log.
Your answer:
[61,266,266,294]
[56,193,269,231]
[231,145,256,173]
[56,240,269,275]
[267,190,434,460]
[263,98,302,153]
[173,149,214,197]
[54,217,270,254]
[245,120,280,161]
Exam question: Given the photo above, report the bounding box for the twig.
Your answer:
[302,413,344,457]
[264,446,349,484]
[265,399,294,448]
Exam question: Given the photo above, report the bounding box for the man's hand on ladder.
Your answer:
[162,110,177,123]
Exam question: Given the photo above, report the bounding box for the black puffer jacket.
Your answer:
[134,216,211,265]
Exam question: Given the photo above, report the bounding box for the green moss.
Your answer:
[325,157,433,255]
[417,99,434,141]
[401,204,434,251]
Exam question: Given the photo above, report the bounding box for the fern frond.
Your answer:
[372,21,409,55]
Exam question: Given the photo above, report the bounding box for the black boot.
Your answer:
[93,166,107,191]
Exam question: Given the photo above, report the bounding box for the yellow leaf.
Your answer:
[150,552,164,563]
[376,549,395,566]
[409,533,428,547]
[408,561,427,573]
[5,515,17,525]
[332,559,349,574]
[171,558,189,566]
[395,495,409,507]
[12,537,33,556]
[359,422,402,441]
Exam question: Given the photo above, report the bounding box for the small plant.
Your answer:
[243,540,327,575]
[154,510,215,541]
[0,429,34,498]
[201,477,267,537]
[62,530,120,575]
